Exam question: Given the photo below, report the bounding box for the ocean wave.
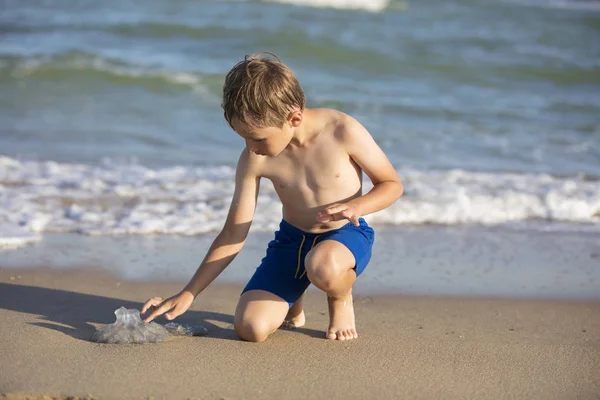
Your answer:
[501,0,600,11]
[259,0,392,12]
[1,51,215,94]
[1,21,233,40]
[1,157,598,241]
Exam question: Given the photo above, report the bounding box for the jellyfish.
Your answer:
[91,307,207,344]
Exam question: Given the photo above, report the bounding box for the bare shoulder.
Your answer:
[236,148,266,177]
[310,108,363,139]
[316,109,372,150]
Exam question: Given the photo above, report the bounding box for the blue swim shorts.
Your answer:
[242,218,375,307]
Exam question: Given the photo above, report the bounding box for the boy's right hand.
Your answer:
[140,291,194,323]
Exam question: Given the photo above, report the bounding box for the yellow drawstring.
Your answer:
[297,235,320,280]
[294,235,306,279]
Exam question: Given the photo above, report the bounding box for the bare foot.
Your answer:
[283,309,305,329]
[326,292,358,341]
[282,295,305,329]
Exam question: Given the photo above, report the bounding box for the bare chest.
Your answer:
[262,145,361,196]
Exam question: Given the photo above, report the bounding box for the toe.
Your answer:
[326,331,337,340]
[287,321,298,329]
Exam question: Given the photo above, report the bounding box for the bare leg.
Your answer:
[234,290,289,342]
[282,292,305,329]
[305,241,359,341]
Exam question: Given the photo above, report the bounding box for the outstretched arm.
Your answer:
[142,149,262,322]
[317,116,403,226]
[181,149,262,297]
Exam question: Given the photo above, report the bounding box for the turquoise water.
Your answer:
[0,0,599,240]
[2,0,599,172]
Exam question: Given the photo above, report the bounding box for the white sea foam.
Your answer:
[263,0,390,12]
[367,168,600,227]
[0,223,41,250]
[0,156,598,244]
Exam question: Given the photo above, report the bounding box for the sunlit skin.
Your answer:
[142,108,403,342]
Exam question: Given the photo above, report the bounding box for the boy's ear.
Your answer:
[288,110,303,127]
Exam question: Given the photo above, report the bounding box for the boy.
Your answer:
[141,53,403,342]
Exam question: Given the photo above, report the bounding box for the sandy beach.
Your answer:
[2,0,599,398]
[1,267,599,400]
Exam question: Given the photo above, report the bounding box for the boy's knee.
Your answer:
[305,251,341,290]
[234,318,270,343]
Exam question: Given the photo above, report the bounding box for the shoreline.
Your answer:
[1,263,599,304]
[1,267,599,399]
[2,225,599,301]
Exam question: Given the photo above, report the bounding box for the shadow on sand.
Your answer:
[0,282,325,342]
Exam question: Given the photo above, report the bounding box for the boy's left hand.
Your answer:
[317,202,361,226]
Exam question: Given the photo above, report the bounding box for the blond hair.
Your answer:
[222,53,305,129]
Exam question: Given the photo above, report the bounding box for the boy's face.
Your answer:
[232,114,299,157]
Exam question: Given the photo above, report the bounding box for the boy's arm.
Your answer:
[318,116,403,225]
[141,149,260,322]
[182,149,262,297]
[143,149,261,322]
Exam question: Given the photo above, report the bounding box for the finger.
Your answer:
[165,302,186,321]
[331,212,349,222]
[342,211,359,226]
[340,209,354,221]
[325,204,348,215]
[316,213,333,222]
[141,297,163,314]
[144,302,172,323]
[164,304,180,321]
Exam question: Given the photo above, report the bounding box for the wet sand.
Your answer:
[1,267,599,400]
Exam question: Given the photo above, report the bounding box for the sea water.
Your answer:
[1,0,599,298]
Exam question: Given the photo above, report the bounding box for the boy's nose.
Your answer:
[245,142,258,154]
[249,146,261,155]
